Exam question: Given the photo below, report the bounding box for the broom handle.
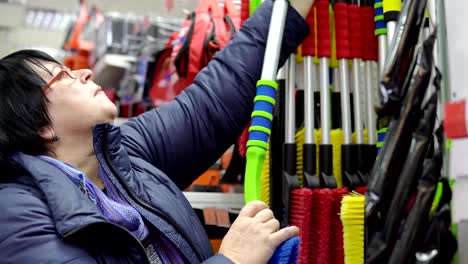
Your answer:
[383,0,402,46]
[282,55,299,224]
[362,0,378,171]
[348,0,364,145]
[285,55,296,146]
[336,0,362,188]
[302,4,320,187]
[335,0,352,145]
[317,0,336,188]
[245,0,289,203]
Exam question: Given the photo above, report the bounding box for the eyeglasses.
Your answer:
[42,66,77,93]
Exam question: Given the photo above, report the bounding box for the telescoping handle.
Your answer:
[316,0,337,188]
[302,4,321,188]
[245,0,289,203]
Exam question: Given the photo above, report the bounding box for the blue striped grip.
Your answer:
[374,0,387,35]
[247,80,278,149]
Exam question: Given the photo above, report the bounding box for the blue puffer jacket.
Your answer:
[0,2,309,263]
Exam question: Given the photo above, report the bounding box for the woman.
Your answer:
[0,1,312,263]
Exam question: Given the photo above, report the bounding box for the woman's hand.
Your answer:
[290,0,315,19]
[218,201,299,264]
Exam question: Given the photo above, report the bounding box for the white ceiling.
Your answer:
[0,0,200,57]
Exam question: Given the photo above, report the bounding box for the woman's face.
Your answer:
[37,62,117,136]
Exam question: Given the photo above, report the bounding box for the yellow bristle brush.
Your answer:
[340,193,365,264]
[295,125,305,187]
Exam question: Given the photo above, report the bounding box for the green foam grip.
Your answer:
[249,125,272,135]
[244,79,278,203]
[254,95,276,105]
[257,79,279,90]
[245,146,266,202]
[251,110,274,121]
[375,28,388,35]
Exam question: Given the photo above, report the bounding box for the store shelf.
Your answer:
[93,54,136,89]
[183,192,245,213]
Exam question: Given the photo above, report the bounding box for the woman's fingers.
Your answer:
[253,208,275,223]
[269,226,300,248]
[238,201,269,218]
[263,218,281,233]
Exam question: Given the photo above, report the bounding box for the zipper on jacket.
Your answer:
[100,130,204,262]
[64,221,150,264]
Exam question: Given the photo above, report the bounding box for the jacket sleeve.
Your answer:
[120,0,310,189]
[0,190,98,264]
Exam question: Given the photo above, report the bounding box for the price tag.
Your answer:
[215,208,231,228]
[203,207,217,225]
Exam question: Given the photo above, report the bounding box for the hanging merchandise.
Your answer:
[316,0,337,189]
[360,0,379,177]
[414,179,457,264]
[302,2,320,189]
[383,0,402,46]
[374,0,387,77]
[333,0,357,189]
[367,90,439,263]
[285,55,312,264]
[240,0,250,24]
[282,55,300,225]
[378,0,428,117]
[366,27,437,251]
[243,0,301,262]
[387,142,443,264]
[341,193,365,264]
[147,0,239,107]
[269,68,287,219]
[171,0,239,92]
[63,0,93,70]
[148,32,181,107]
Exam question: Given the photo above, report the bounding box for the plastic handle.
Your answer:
[250,0,262,16]
[316,0,331,58]
[302,4,316,57]
[245,80,278,202]
[361,6,378,61]
[334,2,350,59]
[341,144,358,188]
[383,0,401,23]
[319,144,337,188]
[348,3,362,59]
[374,0,387,36]
[303,143,321,188]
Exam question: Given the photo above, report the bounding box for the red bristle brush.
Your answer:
[310,189,335,264]
[331,188,350,264]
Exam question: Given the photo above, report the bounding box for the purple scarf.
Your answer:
[38,156,185,263]
[39,156,149,240]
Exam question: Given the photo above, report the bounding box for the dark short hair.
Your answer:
[0,49,59,176]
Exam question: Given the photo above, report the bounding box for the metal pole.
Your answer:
[366,61,376,145]
[352,59,364,144]
[260,0,288,81]
[378,36,387,76]
[340,60,352,144]
[285,55,296,144]
[386,21,397,46]
[320,58,331,144]
[305,57,315,144]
